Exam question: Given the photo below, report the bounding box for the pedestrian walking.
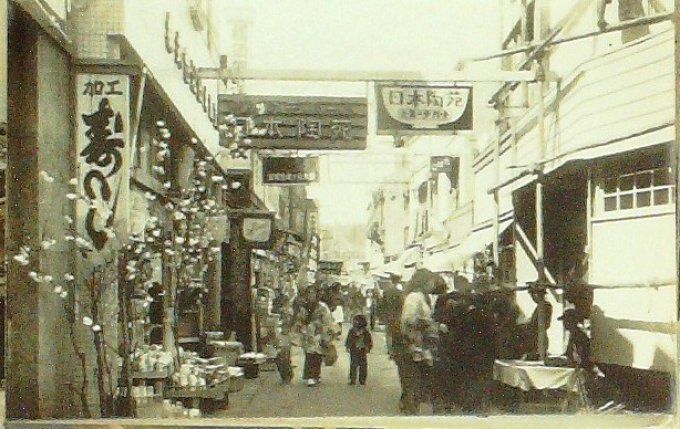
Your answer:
[345,314,373,386]
[400,269,447,415]
[295,285,336,387]
[274,322,294,384]
[381,273,404,356]
[332,303,345,336]
[274,292,295,384]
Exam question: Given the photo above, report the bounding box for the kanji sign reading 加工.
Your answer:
[375,84,473,135]
[262,157,320,185]
[76,74,131,261]
[218,95,367,150]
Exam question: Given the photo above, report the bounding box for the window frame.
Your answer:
[595,166,674,219]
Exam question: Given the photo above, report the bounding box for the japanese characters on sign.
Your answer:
[76,73,131,258]
[219,95,368,150]
[375,84,473,135]
[164,13,219,129]
[262,157,320,185]
[318,260,343,275]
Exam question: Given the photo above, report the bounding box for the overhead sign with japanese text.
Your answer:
[219,95,367,150]
[319,260,343,275]
[75,73,131,262]
[262,156,319,185]
[430,156,460,188]
[375,84,473,135]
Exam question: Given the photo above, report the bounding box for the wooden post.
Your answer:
[536,173,547,361]
[493,137,501,280]
[534,2,549,358]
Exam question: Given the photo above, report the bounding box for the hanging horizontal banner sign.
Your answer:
[262,157,320,185]
[375,84,473,135]
[219,95,367,150]
[319,260,343,275]
[75,73,131,264]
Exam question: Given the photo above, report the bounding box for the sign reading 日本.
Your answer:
[375,83,473,135]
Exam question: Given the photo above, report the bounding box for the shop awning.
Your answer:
[423,217,513,273]
[371,245,423,279]
[421,229,450,251]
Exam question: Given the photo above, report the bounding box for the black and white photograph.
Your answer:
[0,1,679,428]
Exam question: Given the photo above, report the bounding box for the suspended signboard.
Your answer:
[75,73,131,263]
[319,260,343,275]
[430,156,460,188]
[375,84,473,135]
[219,95,367,150]
[262,156,319,185]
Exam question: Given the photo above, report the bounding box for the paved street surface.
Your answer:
[220,324,406,418]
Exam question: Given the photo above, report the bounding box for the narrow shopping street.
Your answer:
[222,325,404,418]
[2,0,679,426]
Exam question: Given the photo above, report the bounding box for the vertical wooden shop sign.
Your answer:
[75,74,131,264]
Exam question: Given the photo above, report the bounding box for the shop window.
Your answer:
[600,167,674,213]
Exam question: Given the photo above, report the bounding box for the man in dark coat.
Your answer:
[381,273,404,357]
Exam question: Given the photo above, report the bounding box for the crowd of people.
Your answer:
[267,260,605,415]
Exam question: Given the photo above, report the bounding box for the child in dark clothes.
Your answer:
[345,314,373,386]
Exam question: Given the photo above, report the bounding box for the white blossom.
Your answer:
[92,324,102,332]
[75,237,93,249]
[66,193,80,201]
[59,291,68,299]
[64,273,75,282]
[13,253,29,266]
[40,170,55,183]
[82,316,93,326]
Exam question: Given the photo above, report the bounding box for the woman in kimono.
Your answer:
[295,284,336,387]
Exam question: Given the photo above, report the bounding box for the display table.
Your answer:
[132,368,170,397]
[493,359,589,412]
[493,359,579,393]
[165,380,230,413]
